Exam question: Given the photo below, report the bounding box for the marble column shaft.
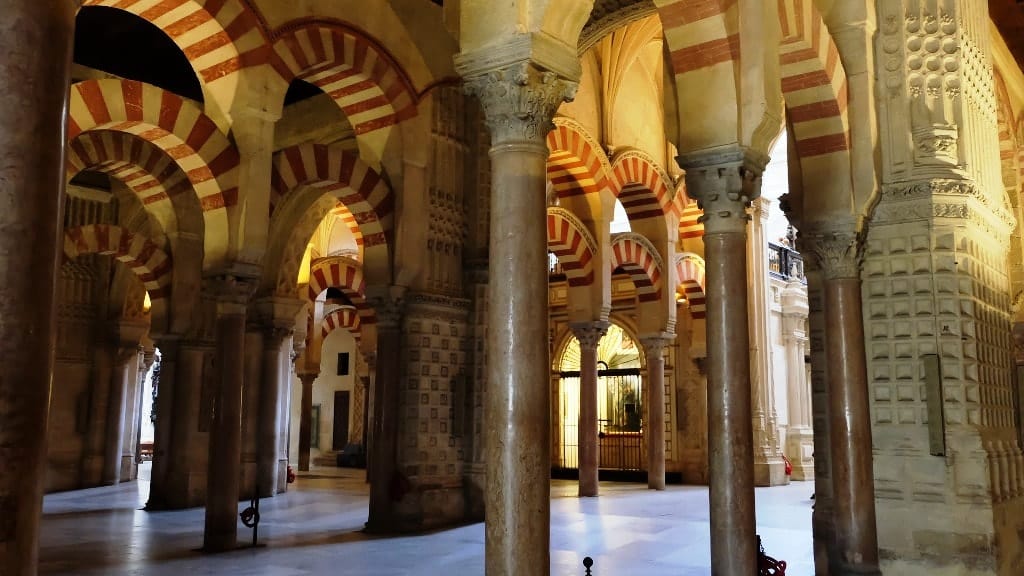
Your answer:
[366,302,403,531]
[81,346,114,486]
[679,148,765,576]
[148,339,178,509]
[462,61,576,576]
[642,335,673,491]
[165,343,208,509]
[805,230,880,575]
[102,347,138,485]
[570,321,609,497]
[0,2,76,572]
[203,277,254,553]
[297,372,316,473]
[258,328,290,497]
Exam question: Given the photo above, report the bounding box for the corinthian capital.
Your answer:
[569,321,609,351]
[799,227,863,281]
[463,61,578,145]
[677,146,769,235]
[640,333,675,358]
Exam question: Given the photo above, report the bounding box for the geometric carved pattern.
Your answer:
[610,232,663,302]
[271,143,392,250]
[322,305,361,341]
[546,117,611,198]
[675,253,707,318]
[547,206,597,287]
[306,256,375,324]
[777,0,850,157]
[610,149,676,220]
[63,224,172,298]
[270,23,418,137]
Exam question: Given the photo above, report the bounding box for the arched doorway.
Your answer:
[554,323,645,476]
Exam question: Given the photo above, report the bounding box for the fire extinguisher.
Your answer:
[783,454,793,476]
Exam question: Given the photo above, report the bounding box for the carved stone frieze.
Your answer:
[569,321,610,350]
[799,228,863,281]
[677,146,768,235]
[404,291,471,323]
[463,62,578,146]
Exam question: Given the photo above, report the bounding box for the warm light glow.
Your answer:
[296,244,313,285]
[143,291,152,312]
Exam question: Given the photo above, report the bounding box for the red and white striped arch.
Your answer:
[546,207,597,287]
[306,256,375,324]
[610,149,676,221]
[67,130,193,236]
[610,233,663,303]
[271,143,392,253]
[81,0,266,118]
[777,0,849,158]
[546,118,612,199]
[64,224,172,298]
[676,253,707,319]
[678,178,704,240]
[331,203,365,254]
[68,79,239,264]
[271,23,417,138]
[322,306,361,341]
[655,0,739,108]
[995,71,1020,192]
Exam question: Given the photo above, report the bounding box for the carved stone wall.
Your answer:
[394,293,471,528]
[427,86,469,296]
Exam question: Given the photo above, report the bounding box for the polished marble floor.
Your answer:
[39,464,814,575]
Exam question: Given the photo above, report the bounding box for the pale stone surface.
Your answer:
[37,467,815,576]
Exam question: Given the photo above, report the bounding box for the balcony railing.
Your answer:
[768,242,805,283]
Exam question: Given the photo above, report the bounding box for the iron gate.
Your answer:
[556,368,644,473]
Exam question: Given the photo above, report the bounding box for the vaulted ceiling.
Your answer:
[991,0,1024,70]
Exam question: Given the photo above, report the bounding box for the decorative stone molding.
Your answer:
[205,274,258,317]
[639,333,675,358]
[462,61,578,145]
[404,291,471,323]
[799,227,863,281]
[578,0,657,54]
[569,321,610,350]
[872,179,1015,237]
[677,146,769,235]
[368,293,405,331]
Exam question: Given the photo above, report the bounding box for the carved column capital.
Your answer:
[800,227,863,281]
[569,321,610,351]
[463,61,578,146]
[640,333,675,358]
[263,325,293,347]
[677,146,769,235]
[204,274,258,317]
[368,292,405,331]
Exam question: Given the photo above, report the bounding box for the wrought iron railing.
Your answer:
[767,242,805,283]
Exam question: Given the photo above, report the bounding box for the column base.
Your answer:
[365,480,468,534]
[464,464,486,521]
[753,458,789,487]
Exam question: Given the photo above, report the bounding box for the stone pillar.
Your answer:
[803,261,835,575]
[803,228,880,576]
[0,3,76,571]
[165,342,210,509]
[296,372,317,472]
[203,275,255,553]
[781,283,814,481]
[461,61,576,575]
[569,321,609,497]
[80,346,114,486]
[363,351,376,485]
[148,338,178,509]
[365,296,404,531]
[748,197,786,486]
[641,334,674,491]
[678,147,766,576]
[258,326,291,497]
[102,346,139,485]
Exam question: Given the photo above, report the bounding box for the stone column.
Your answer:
[148,338,178,509]
[165,342,210,509]
[461,61,576,575]
[296,371,317,472]
[0,3,76,571]
[203,275,255,553]
[102,346,139,485]
[641,334,674,491]
[781,284,814,481]
[678,147,766,576]
[569,321,608,497]
[258,326,291,497]
[803,228,880,576]
[365,296,403,531]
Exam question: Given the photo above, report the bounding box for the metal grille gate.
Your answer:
[556,368,644,473]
